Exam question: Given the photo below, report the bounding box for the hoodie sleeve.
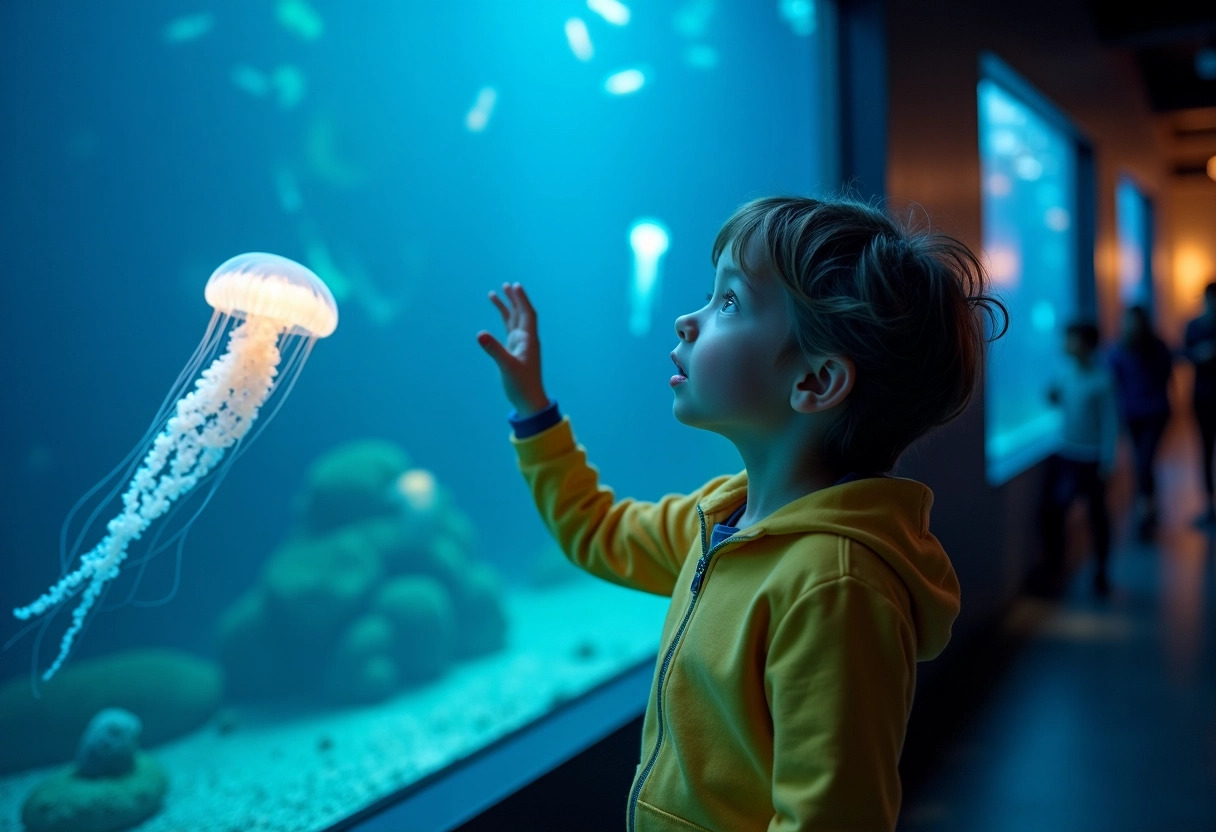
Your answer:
[765,576,916,832]
[509,416,708,597]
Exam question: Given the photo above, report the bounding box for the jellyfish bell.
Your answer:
[205,252,337,338]
[9,253,337,688]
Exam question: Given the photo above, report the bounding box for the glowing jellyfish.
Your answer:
[587,0,631,26]
[628,219,670,337]
[11,253,337,684]
[231,64,272,98]
[272,64,307,110]
[605,69,645,96]
[565,18,594,61]
[162,13,214,44]
[778,0,817,36]
[276,0,324,41]
[465,87,498,133]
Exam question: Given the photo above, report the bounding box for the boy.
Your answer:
[476,196,1008,831]
[1038,321,1118,596]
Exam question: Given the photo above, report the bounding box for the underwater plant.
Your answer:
[10,253,338,686]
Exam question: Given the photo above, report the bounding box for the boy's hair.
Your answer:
[1065,321,1100,350]
[1205,282,1216,301]
[713,195,1009,475]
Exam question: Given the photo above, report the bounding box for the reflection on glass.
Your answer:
[1116,176,1152,308]
[979,77,1079,484]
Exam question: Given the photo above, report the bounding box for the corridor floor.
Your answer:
[899,435,1216,831]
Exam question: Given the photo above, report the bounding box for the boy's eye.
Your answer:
[704,290,737,311]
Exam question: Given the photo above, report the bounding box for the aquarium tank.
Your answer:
[1116,174,1153,311]
[978,55,1087,486]
[0,2,829,830]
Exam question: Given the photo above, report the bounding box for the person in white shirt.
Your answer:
[1036,321,1119,597]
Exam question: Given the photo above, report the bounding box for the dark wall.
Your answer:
[886,0,1168,665]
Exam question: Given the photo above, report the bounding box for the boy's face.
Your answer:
[670,239,806,435]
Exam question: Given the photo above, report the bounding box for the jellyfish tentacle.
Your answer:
[59,313,231,576]
[13,317,283,681]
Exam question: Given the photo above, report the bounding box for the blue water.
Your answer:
[0,2,822,829]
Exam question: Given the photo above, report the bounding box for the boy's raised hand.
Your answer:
[477,282,551,418]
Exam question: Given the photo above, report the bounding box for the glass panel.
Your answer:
[0,2,829,830]
[1116,175,1152,309]
[978,76,1080,485]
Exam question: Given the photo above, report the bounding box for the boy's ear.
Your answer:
[791,355,855,413]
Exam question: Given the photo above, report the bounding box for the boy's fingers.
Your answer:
[476,331,511,364]
[511,286,537,330]
[514,284,536,318]
[489,291,511,324]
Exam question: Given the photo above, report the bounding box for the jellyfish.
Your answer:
[11,253,338,684]
[627,218,670,337]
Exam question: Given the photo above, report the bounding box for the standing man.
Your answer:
[1184,282,1216,525]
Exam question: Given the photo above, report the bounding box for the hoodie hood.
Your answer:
[700,472,960,660]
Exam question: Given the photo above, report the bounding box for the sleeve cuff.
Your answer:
[509,399,562,438]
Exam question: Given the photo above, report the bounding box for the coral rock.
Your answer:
[76,709,142,779]
[21,751,168,832]
[0,650,222,775]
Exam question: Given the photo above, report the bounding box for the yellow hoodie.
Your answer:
[511,416,961,832]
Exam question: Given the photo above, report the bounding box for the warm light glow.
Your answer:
[1208,155,1216,183]
[1175,243,1213,307]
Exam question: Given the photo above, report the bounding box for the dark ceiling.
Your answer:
[1088,2,1216,112]
[1088,3,1216,180]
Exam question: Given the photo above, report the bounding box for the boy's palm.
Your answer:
[477,282,549,415]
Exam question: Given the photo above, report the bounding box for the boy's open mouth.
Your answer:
[670,352,688,377]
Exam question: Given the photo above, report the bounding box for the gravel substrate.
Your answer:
[0,578,667,832]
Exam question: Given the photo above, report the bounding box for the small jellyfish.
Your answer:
[11,253,338,684]
[587,0,631,26]
[272,64,307,110]
[231,64,272,98]
[604,68,645,96]
[565,19,594,62]
[162,13,215,44]
[778,0,816,36]
[627,219,670,337]
[465,87,498,133]
[276,0,324,41]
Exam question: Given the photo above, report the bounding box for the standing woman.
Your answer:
[1185,282,1216,525]
[1107,304,1174,539]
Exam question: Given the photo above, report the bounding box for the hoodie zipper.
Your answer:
[627,505,756,832]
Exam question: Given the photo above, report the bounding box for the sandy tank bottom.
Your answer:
[0,577,668,832]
